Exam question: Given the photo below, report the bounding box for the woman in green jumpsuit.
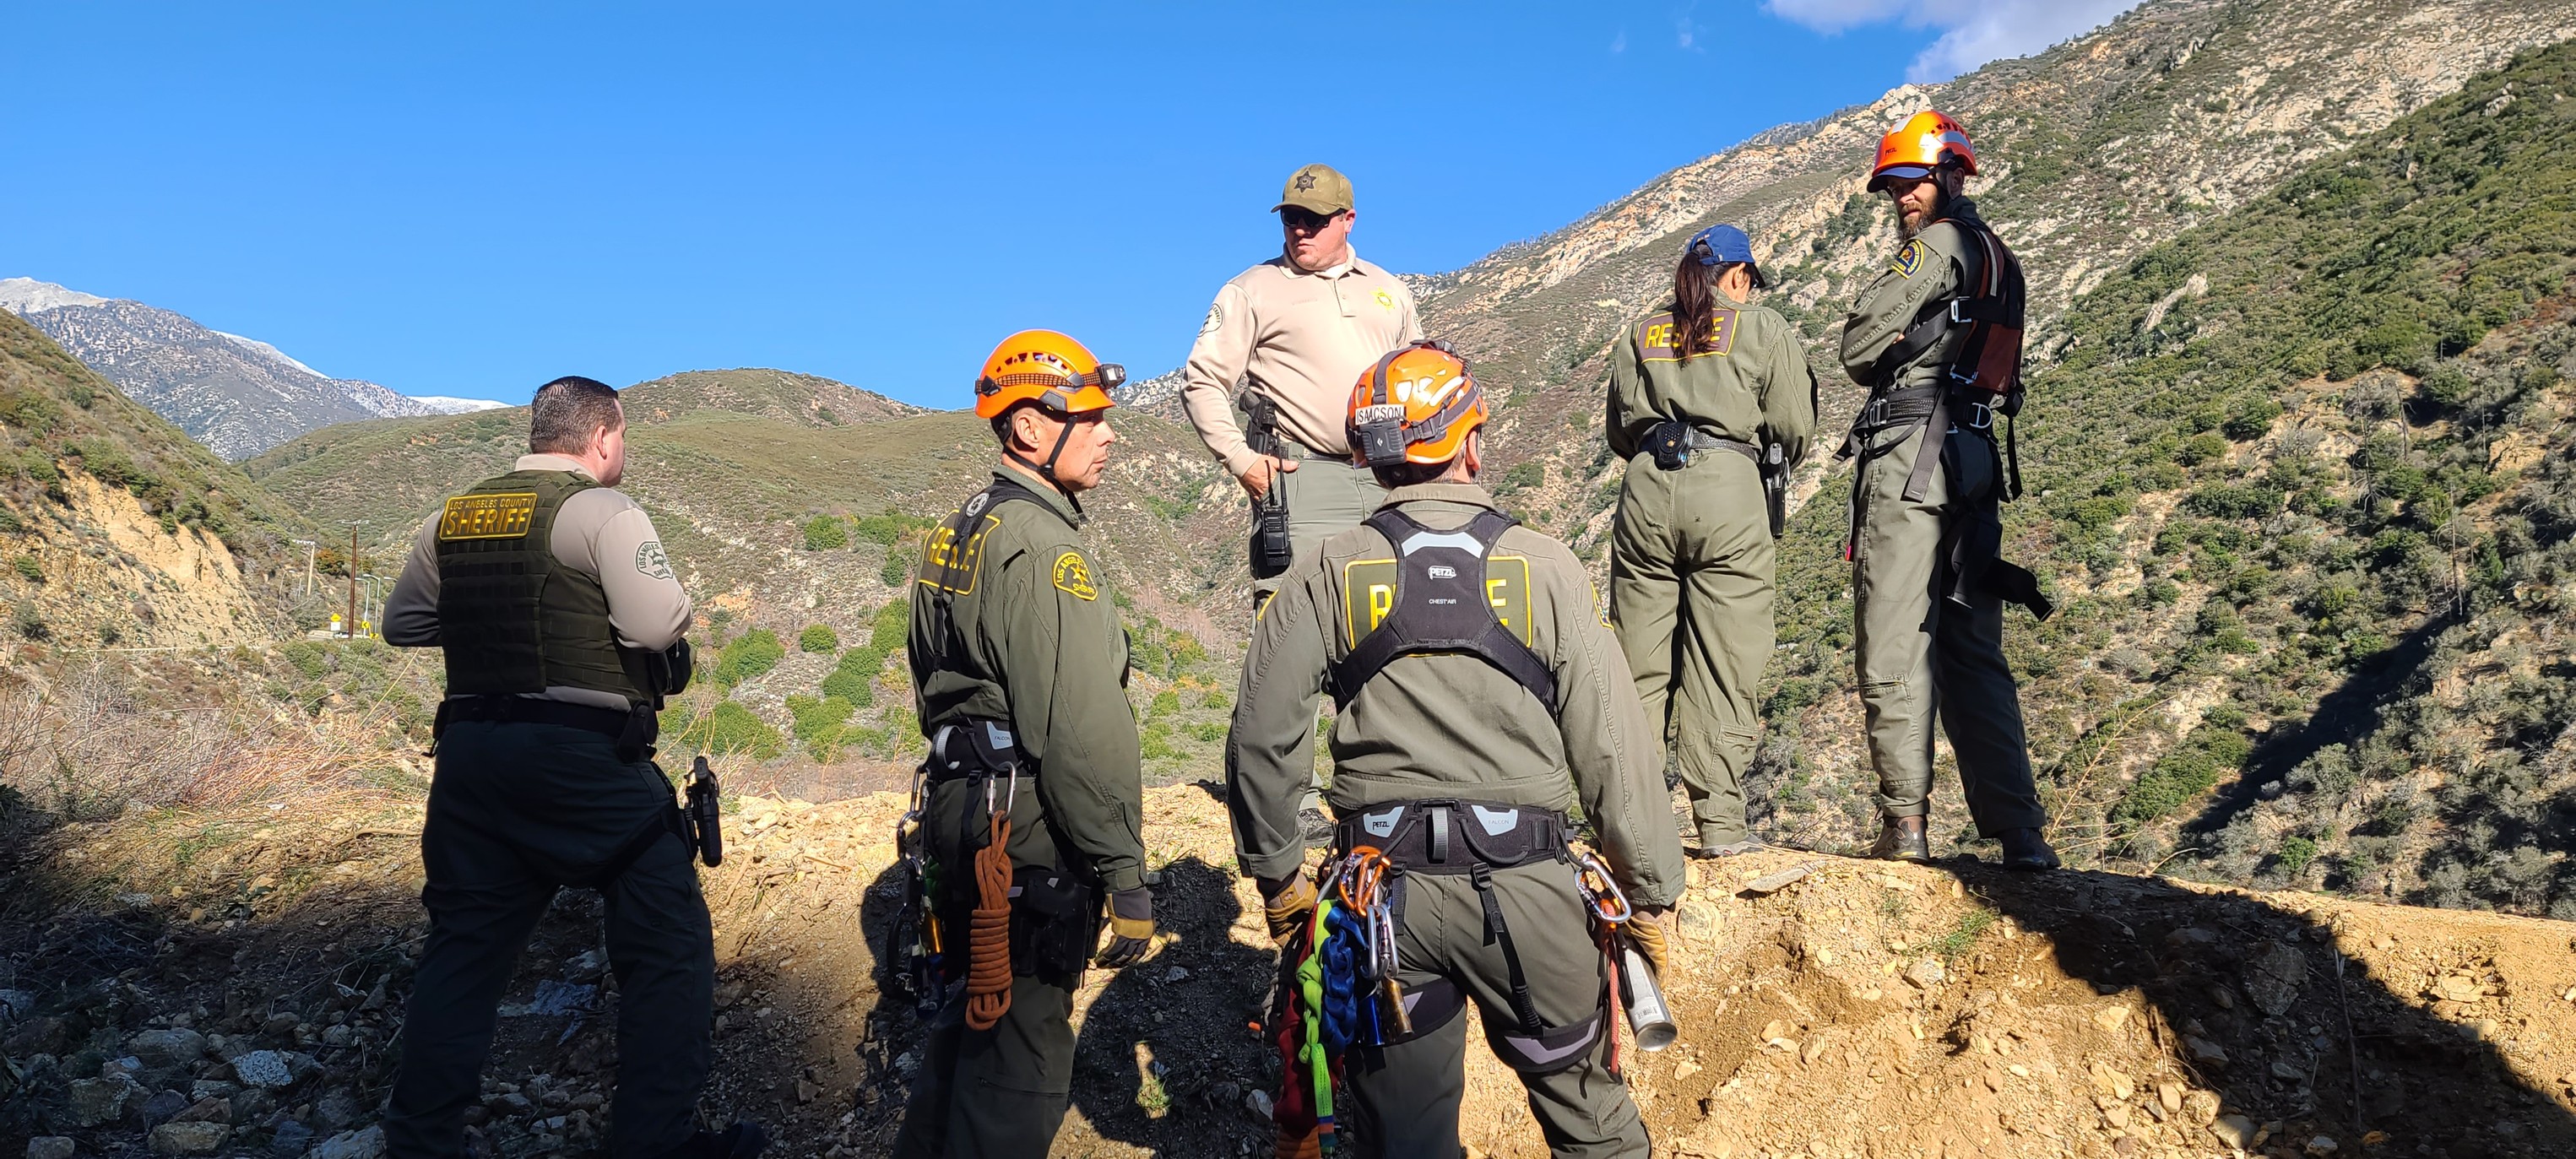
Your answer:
[1604,225,1817,855]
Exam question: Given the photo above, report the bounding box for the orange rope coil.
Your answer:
[963,787,1015,1030]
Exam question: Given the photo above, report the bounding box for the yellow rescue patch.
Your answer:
[1052,551,1098,600]
[1375,289,1396,311]
[1339,556,1536,647]
[1893,239,1924,279]
[1641,308,1735,361]
[919,512,1001,596]
[437,492,537,540]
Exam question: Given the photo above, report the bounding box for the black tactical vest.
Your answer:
[1327,508,1557,712]
[434,469,655,701]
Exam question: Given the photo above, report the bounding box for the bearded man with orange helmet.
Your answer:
[1837,111,2059,870]
[1228,341,1685,1156]
[892,330,1154,1158]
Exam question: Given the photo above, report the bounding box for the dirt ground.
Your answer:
[6,783,2575,1158]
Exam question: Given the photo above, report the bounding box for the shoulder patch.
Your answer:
[1051,551,1098,600]
[1893,239,1925,279]
[634,540,675,581]
[1199,301,1223,336]
[438,492,536,541]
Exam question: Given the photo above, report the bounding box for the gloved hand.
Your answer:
[1096,887,1155,968]
[1260,875,1319,945]
[1628,906,1678,976]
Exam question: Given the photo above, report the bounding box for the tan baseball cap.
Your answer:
[1274,164,1354,215]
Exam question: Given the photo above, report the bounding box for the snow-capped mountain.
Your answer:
[0,278,506,458]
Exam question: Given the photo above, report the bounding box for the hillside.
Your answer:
[0,310,306,650]
[245,367,1245,797]
[0,279,489,460]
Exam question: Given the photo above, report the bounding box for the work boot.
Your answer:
[648,1123,767,1159]
[1299,807,1336,848]
[1998,827,2060,871]
[1868,815,1929,862]
[1689,830,1764,858]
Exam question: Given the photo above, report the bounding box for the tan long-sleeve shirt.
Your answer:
[1181,247,1422,476]
[383,453,691,708]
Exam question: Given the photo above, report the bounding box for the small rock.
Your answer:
[2092,1005,2131,1032]
[2433,974,2483,1004]
[2182,1090,2222,1126]
[1246,1089,1273,1121]
[1162,966,1192,983]
[2270,1057,2308,1080]
[2210,1113,2259,1150]
[2157,1081,2183,1114]
[2208,985,2236,1010]
[26,1139,76,1159]
[2183,1036,2229,1067]
[1676,901,1722,944]
[484,1092,534,1117]
[312,1088,363,1132]
[2242,942,2308,1017]
[308,1126,386,1159]
[2101,1103,2130,1129]
[795,1079,820,1103]
[189,1080,240,1102]
[2305,1137,2338,1156]
[1904,957,1946,990]
[1673,1058,1702,1080]
[127,1030,209,1071]
[0,989,35,1019]
[1741,861,1823,896]
[148,1122,228,1156]
[271,1120,316,1156]
[230,1050,295,1089]
[139,1088,190,1126]
[66,1074,142,1127]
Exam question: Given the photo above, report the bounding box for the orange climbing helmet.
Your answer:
[973,329,1124,420]
[1867,111,1979,192]
[1347,340,1486,468]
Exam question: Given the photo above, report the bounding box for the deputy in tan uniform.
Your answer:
[381,376,761,1159]
[1231,342,1684,1157]
[893,330,1153,1158]
[1185,162,1423,842]
[1606,224,1817,857]
[1837,111,2058,870]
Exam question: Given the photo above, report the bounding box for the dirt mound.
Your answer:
[6,786,2574,1158]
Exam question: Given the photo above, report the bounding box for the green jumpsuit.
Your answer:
[1605,301,1816,850]
[1836,198,2047,835]
[1229,482,1687,1159]
[896,470,1147,1159]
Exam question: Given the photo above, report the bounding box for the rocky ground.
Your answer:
[5,783,2574,1159]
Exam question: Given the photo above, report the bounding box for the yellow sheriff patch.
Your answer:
[1375,289,1396,311]
[437,492,537,540]
[1893,239,1924,279]
[1052,551,1098,600]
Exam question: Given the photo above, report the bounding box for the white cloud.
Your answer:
[1766,0,2144,81]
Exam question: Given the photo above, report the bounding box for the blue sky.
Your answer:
[0,2,2134,408]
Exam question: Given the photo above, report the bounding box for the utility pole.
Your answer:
[345,523,361,640]
[293,539,316,596]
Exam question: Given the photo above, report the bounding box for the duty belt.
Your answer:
[434,694,655,763]
[924,718,1022,784]
[1643,418,1759,472]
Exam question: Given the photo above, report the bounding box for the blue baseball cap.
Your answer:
[1686,224,1768,289]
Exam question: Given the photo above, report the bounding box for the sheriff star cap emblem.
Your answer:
[1275,163,1353,216]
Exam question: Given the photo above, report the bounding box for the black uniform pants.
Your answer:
[384,719,715,1159]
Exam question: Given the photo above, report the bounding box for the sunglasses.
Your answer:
[1280,208,1347,232]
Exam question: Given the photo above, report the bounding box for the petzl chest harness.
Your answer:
[1327,507,1556,712]
[1845,214,2029,503]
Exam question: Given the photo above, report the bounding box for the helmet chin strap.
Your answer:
[1005,409,1086,518]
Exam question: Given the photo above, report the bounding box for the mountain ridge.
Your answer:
[0,277,505,458]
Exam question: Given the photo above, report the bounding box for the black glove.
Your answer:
[1096,887,1154,968]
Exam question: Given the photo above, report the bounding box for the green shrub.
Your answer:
[674,701,783,760]
[2278,837,2319,877]
[799,624,840,653]
[854,510,933,547]
[822,647,884,706]
[2222,398,2282,440]
[868,601,910,654]
[1494,462,1547,496]
[883,552,914,587]
[803,515,849,551]
[1148,690,1181,718]
[2172,432,2228,467]
[0,509,22,533]
[10,555,39,584]
[13,601,45,641]
[714,629,785,687]
[279,641,330,680]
